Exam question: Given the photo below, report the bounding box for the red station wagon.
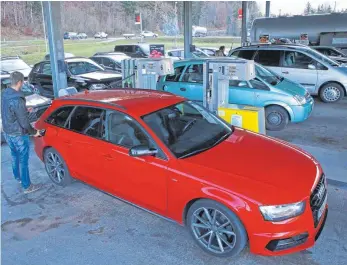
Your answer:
[34,89,328,257]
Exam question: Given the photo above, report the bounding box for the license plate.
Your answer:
[318,195,327,221]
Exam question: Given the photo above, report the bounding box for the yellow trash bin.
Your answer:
[218,104,266,134]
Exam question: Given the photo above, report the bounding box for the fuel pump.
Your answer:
[122,58,174,90]
[136,58,174,90]
[203,58,266,134]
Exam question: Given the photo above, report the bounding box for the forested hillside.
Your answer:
[1,1,261,40]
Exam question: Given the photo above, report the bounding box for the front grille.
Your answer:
[310,174,327,227]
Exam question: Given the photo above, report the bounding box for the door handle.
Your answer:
[282,71,289,74]
[180,87,186,91]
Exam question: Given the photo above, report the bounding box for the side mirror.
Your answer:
[129,145,158,157]
[308,64,316,70]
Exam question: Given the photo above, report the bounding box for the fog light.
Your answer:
[266,233,309,251]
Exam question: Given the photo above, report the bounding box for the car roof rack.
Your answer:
[1,55,21,60]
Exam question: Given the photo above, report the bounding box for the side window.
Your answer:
[250,79,270,91]
[181,64,203,83]
[115,46,124,52]
[237,50,256,60]
[169,51,180,57]
[106,111,150,149]
[91,57,102,65]
[231,50,240,57]
[124,46,134,53]
[103,58,115,68]
[229,80,251,88]
[254,50,281,66]
[165,66,185,82]
[283,51,315,69]
[329,49,341,57]
[68,107,105,138]
[42,63,52,75]
[46,106,74,127]
[32,64,41,74]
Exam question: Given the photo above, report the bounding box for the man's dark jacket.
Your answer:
[1,87,36,135]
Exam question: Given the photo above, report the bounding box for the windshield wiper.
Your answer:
[179,131,232,159]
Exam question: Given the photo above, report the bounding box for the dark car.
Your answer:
[28,57,122,98]
[90,52,130,73]
[114,44,150,58]
[312,46,347,64]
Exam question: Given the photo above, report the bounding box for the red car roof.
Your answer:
[55,89,185,116]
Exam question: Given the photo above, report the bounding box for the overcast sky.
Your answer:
[257,0,347,15]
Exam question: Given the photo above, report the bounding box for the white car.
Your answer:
[0,56,32,78]
[94,32,108,39]
[140,31,158,38]
[166,48,210,60]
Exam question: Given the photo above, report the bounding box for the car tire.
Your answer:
[44,148,72,187]
[186,199,248,258]
[265,105,289,131]
[319,83,344,103]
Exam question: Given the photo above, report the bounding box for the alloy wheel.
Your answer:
[46,152,65,184]
[191,207,236,254]
[323,86,341,102]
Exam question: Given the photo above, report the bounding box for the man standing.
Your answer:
[1,71,41,194]
[215,46,226,57]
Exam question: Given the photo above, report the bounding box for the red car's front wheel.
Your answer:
[187,199,248,257]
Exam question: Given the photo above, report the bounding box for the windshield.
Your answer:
[142,101,232,158]
[0,59,30,72]
[67,60,104,75]
[139,45,150,55]
[304,48,340,67]
[192,50,209,58]
[255,64,282,85]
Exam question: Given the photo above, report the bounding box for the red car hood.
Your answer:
[179,128,321,205]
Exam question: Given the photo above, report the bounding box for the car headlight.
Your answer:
[259,201,306,222]
[89,83,107,90]
[294,95,306,105]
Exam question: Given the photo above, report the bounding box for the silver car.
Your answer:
[229,44,347,103]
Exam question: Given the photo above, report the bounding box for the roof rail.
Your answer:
[93,52,127,56]
[58,98,126,110]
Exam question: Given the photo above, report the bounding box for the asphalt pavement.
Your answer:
[1,97,347,265]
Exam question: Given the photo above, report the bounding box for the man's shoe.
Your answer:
[24,184,42,194]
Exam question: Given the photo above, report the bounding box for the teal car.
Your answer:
[157,59,314,131]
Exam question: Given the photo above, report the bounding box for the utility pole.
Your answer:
[183,1,192,58]
[42,1,67,98]
[241,1,248,46]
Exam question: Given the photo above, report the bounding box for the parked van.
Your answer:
[229,44,347,102]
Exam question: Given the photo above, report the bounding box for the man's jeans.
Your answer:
[4,134,31,189]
